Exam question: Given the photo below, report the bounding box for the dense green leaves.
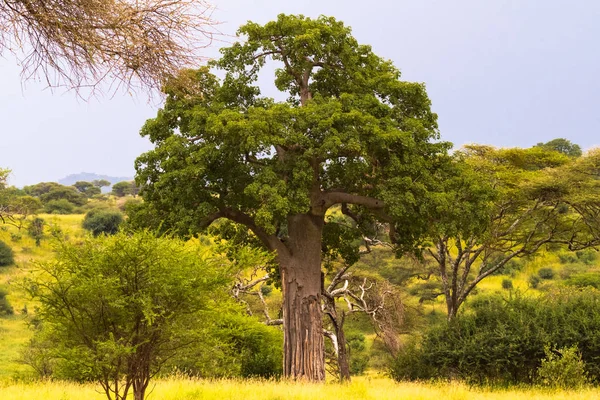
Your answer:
[24,231,231,400]
[135,14,449,258]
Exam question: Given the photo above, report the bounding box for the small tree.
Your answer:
[27,217,45,246]
[93,180,111,189]
[25,231,229,400]
[73,181,101,197]
[111,181,134,197]
[82,210,124,236]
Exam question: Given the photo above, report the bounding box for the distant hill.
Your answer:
[58,173,133,193]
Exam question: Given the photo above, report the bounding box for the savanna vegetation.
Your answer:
[0,11,599,400]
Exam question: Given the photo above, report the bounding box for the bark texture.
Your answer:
[281,214,326,381]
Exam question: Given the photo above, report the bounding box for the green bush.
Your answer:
[44,199,75,214]
[529,275,541,289]
[389,339,432,381]
[536,345,588,389]
[171,313,283,379]
[393,289,600,385]
[27,218,45,246]
[347,331,369,375]
[566,273,600,289]
[538,268,555,280]
[502,278,513,290]
[576,250,598,265]
[0,288,14,316]
[559,253,578,264]
[82,209,123,236]
[0,240,14,266]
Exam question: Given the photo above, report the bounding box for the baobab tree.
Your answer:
[135,14,448,380]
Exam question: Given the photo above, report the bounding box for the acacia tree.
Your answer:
[135,14,448,380]
[25,231,228,400]
[0,0,216,92]
[423,146,600,320]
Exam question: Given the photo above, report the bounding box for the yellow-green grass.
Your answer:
[1,377,599,400]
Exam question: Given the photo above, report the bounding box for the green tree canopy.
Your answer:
[25,231,230,400]
[135,14,449,380]
[419,145,600,319]
[535,138,583,158]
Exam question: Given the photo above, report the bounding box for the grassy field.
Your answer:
[0,377,599,400]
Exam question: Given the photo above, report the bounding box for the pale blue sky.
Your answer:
[2,0,599,187]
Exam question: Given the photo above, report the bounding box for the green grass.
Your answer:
[1,377,599,400]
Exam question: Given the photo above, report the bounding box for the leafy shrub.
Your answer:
[0,288,14,316]
[493,259,523,276]
[44,199,75,214]
[538,268,555,280]
[27,218,45,246]
[529,275,541,289]
[537,345,588,389]
[260,285,273,296]
[566,273,600,289]
[0,240,14,266]
[10,233,21,242]
[502,279,513,290]
[394,289,600,385]
[171,313,283,379]
[576,250,598,265]
[389,339,432,381]
[347,331,369,375]
[559,253,578,264]
[82,209,123,236]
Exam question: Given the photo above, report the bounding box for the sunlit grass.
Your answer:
[1,377,599,400]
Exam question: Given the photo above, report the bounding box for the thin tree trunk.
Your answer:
[282,214,325,381]
[335,313,351,382]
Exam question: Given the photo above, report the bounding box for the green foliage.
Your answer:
[389,339,434,381]
[536,345,588,389]
[111,181,138,197]
[397,289,600,385]
[24,231,230,399]
[72,181,101,197]
[27,217,45,246]
[135,13,448,253]
[559,253,578,264]
[529,275,541,289]
[171,313,283,379]
[535,138,583,158]
[0,240,14,266]
[347,331,369,375]
[0,287,14,316]
[39,185,87,206]
[502,278,513,290]
[82,209,123,236]
[44,199,75,214]
[576,249,598,265]
[565,273,600,289]
[538,268,555,280]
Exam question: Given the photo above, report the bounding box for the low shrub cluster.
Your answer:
[391,288,600,386]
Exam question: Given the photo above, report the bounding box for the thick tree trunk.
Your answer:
[281,214,325,381]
